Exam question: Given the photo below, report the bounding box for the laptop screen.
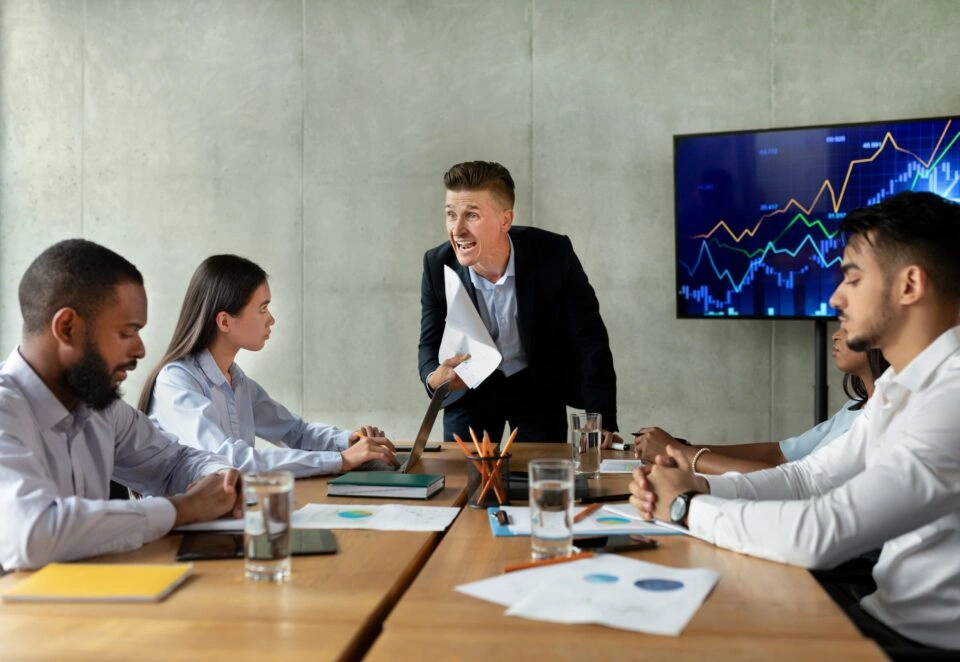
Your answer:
[402,381,449,473]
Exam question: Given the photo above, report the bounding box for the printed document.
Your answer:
[456,554,719,636]
[175,504,459,533]
[438,265,501,388]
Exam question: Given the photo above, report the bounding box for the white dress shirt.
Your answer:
[690,326,960,649]
[468,236,529,377]
[149,350,350,477]
[0,348,231,571]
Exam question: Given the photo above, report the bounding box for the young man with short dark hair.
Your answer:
[0,239,241,570]
[630,191,960,652]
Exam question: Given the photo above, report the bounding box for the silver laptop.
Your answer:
[360,381,449,473]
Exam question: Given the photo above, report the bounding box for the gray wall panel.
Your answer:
[302,0,531,436]
[81,0,304,410]
[0,1,83,350]
[1,0,955,447]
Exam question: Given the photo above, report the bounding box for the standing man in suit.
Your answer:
[418,161,620,445]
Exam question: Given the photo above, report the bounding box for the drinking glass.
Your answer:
[570,411,602,479]
[528,458,574,560]
[243,471,293,582]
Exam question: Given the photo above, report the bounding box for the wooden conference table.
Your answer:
[0,444,886,661]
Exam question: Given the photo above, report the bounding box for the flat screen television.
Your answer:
[674,115,960,319]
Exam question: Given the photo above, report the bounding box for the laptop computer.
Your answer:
[360,381,449,473]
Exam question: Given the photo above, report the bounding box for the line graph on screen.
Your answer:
[674,117,959,318]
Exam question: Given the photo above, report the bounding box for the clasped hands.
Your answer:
[632,426,683,461]
[628,445,709,523]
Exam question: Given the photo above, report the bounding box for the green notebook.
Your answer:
[327,472,445,499]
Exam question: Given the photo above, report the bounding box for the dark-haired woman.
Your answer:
[634,328,889,475]
[139,255,397,476]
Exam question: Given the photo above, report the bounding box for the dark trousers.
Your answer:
[442,369,567,444]
[812,557,952,660]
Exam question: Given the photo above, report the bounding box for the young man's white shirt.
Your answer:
[688,326,960,649]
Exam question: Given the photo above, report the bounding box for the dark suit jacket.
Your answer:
[418,226,618,432]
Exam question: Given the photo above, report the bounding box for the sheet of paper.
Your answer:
[493,505,680,537]
[293,504,459,532]
[599,459,645,474]
[502,555,720,636]
[174,504,460,533]
[601,504,691,536]
[456,555,718,636]
[438,265,502,388]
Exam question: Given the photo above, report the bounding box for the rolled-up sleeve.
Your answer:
[691,398,960,569]
[0,403,179,570]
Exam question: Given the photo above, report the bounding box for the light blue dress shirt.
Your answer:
[778,399,861,462]
[149,350,351,477]
[468,236,529,377]
[0,348,230,570]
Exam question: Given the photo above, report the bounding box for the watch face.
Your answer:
[669,494,687,523]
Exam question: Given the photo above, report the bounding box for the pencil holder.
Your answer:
[466,453,511,509]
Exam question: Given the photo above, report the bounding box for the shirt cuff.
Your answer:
[334,429,351,451]
[704,474,741,499]
[202,460,234,477]
[686,494,727,544]
[140,496,177,542]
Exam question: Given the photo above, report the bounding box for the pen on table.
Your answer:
[573,502,602,523]
[631,430,690,446]
[580,493,631,504]
[503,551,594,574]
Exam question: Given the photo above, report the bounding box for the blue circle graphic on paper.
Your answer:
[635,578,684,591]
[583,573,619,584]
[596,516,631,525]
[338,510,373,519]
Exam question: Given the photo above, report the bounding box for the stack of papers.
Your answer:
[457,555,719,635]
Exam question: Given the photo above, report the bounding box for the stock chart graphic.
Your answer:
[674,116,960,318]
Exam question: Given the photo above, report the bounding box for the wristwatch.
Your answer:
[669,490,700,527]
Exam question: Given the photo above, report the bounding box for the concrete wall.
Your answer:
[2,0,957,444]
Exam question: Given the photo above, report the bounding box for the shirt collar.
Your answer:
[877,325,960,394]
[2,347,73,431]
[469,235,516,290]
[196,349,245,388]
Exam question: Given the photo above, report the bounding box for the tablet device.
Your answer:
[575,534,658,552]
[176,530,338,561]
[507,471,589,501]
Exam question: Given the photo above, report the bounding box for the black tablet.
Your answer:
[176,530,338,561]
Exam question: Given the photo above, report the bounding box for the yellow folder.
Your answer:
[1,563,194,603]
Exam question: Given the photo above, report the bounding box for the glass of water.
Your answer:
[528,458,574,560]
[570,411,602,479]
[243,471,293,582]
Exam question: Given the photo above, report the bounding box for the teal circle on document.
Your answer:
[583,573,619,584]
[338,510,374,519]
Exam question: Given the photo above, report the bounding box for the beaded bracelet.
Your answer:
[691,447,712,474]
